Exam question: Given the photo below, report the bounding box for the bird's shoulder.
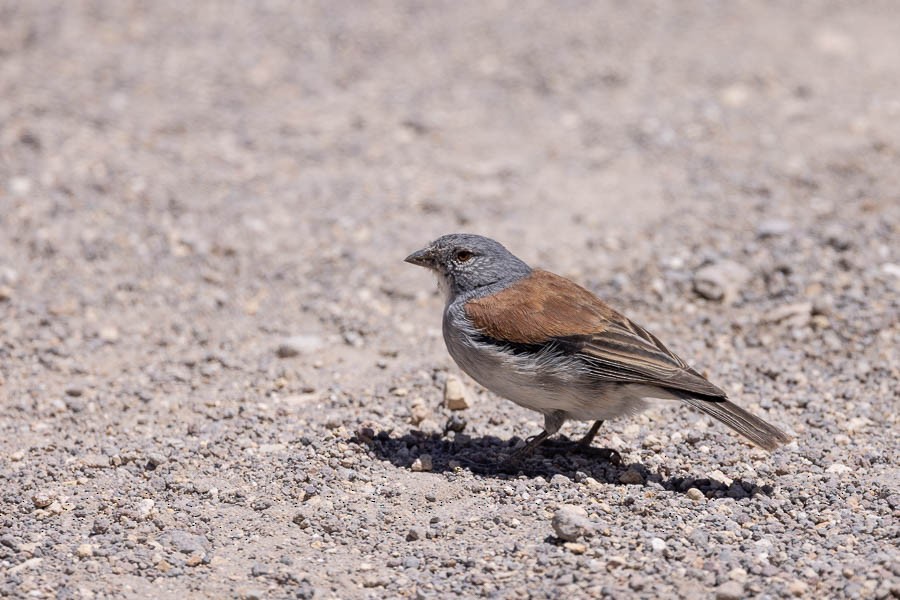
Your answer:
[463,269,617,344]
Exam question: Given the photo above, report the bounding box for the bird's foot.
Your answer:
[535,438,623,464]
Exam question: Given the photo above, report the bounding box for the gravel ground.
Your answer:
[1,1,899,598]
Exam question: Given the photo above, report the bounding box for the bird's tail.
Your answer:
[677,395,792,452]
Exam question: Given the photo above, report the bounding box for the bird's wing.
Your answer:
[464,269,725,398]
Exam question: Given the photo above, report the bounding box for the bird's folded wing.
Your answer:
[465,269,725,398]
[554,322,726,398]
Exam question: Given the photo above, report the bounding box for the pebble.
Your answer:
[443,376,470,410]
[763,302,812,326]
[98,325,120,342]
[92,517,110,535]
[161,530,209,555]
[649,537,667,553]
[756,219,792,238]
[551,505,594,542]
[410,454,433,472]
[9,176,32,195]
[137,499,155,520]
[76,544,94,558]
[686,488,705,501]
[715,580,745,600]
[618,470,644,485]
[146,452,167,468]
[408,399,429,426]
[406,527,425,542]
[32,491,54,508]
[708,469,734,487]
[693,260,751,303]
[444,414,466,433]
[788,580,809,596]
[563,542,587,554]
[276,335,325,358]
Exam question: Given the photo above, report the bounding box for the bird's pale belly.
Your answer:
[443,315,654,421]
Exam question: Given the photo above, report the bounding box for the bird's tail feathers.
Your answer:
[676,394,792,452]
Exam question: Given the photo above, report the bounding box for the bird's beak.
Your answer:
[404,246,436,268]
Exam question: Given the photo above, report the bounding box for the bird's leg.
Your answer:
[506,430,551,461]
[502,411,566,466]
[577,420,604,448]
[573,419,621,463]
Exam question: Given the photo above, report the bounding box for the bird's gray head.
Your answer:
[405,233,532,300]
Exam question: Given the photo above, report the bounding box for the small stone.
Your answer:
[146,452,167,468]
[763,302,812,326]
[618,469,644,485]
[9,176,32,196]
[406,527,426,541]
[444,414,466,433]
[65,387,83,397]
[186,554,203,567]
[410,454,433,472]
[32,491,54,508]
[92,518,110,535]
[563,542,587,554]
[354,424,376,444]
[756,219,792,238]
[650,537,667,553]
[720,83,750,107]
[76,544,93,558]
[551,505,594,542]
[788,580,808,596]
[693,260,751,303]
[443,375,470,410]
[0,534,19,551]
[826,463,850,474]
[687,488,705,501]
[708,469,734,487]
[715,580,745,600]
[276,335,324,358]
[408,399,429,426]
[65,397,85,413]
[98,326,120,342]
[342,330,364,347]
[0,286,11,302]
[161,530,210,555]
[137,499,155,520]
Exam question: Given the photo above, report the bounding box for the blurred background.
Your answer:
[0,2,898,598]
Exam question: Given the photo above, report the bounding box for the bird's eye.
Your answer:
[455,250,473,262]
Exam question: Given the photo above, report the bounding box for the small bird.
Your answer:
[405,233,791,462]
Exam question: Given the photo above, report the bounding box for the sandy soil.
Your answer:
[1,1,898,598]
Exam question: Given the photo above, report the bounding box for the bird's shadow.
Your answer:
[356,429,774,499]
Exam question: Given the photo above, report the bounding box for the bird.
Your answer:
[405,233,791,463]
